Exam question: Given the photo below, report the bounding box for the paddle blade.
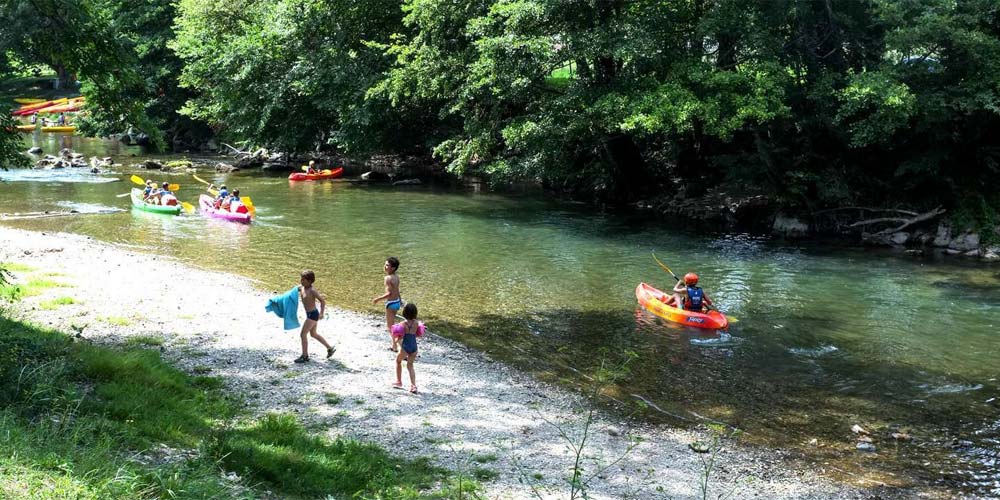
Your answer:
[181,201,195,214]
[192,174,210,186]
[727,316,738,324]
[116,192,132,198]
[168,183,180,192]
[241,196,256,217]
[130,175,145,186]
[651,252,680,281]
[302,165,311,171]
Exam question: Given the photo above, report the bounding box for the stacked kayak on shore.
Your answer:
[130,189,181,215]
[288,167,344,181]
[635,282,729,330]
[199,195,252,224]
[16,125,76,133]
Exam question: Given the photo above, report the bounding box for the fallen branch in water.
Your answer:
[813,206,919,216]
[0,209,121,220]
[221,143,246,155]
[856,206,946,236]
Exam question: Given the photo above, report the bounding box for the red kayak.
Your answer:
[635,282,729,330]
[199,194,252,224]
[288,167,344,182]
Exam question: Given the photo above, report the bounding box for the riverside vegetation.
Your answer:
[2,0,1000,232]
[0,263,480,499]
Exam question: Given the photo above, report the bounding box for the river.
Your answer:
[3,134,998,496]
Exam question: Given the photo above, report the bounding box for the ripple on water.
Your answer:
[0,170,120,184]
[788,345,839,358]
[689,331,738,346]
[920,382,984,395]
[56,201,123,214]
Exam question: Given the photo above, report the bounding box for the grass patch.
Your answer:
[98,315,132,326]
[0,262,35,273]
[12,278,71,298]
[0,300,479,498]
[0,315,240,497]
[38,296,76,310]
[324,392,343,405]
[545,62,577,88]
[472,467,498,482]
[211,413,471,498]
[473,453,498,464]
[125,335,164,347]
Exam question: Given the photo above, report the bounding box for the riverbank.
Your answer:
[0,226,940,499]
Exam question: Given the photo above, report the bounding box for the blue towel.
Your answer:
[265,287,300,330]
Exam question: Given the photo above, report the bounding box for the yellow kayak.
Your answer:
[15,98,47,104]
[42,126,75,133]
[15,125,77,133]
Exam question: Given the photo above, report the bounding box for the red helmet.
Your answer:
[684,272,699,285]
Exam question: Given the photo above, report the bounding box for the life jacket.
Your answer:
[685,286,704,311]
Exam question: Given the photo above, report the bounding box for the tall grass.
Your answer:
[0,304,478,499]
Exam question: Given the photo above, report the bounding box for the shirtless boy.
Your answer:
[372,257,402,352]
[295,270,335,363]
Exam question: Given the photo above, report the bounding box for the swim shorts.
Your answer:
[306,309,320,321]
[385,298,402,311]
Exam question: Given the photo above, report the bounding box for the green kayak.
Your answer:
[131,188,181,215]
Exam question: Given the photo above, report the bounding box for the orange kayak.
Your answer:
[288,167,344,181]
[635,282,729,330]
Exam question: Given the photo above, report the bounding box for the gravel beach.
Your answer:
[0,227,929,499]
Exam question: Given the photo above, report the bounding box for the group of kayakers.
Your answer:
[28,111,68,127]
[207,183,249,214]
[141,180,179,206]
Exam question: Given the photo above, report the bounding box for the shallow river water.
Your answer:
[3,134,999,495]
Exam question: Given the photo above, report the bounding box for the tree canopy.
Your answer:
[3,0,999,219]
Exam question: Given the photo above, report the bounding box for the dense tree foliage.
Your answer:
[0,0,164,148]
[4,0,1000,218]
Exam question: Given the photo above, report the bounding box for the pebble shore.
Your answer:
[0,227,923,499]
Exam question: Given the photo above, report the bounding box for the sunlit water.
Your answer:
[3,135,999,495]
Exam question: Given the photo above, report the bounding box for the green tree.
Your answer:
[172,0,416,155]
[0,0,164,149]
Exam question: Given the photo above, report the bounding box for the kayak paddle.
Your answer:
[651,251,737,323]
[651,252,680,281]
[193,174,220,196]
[130,174,178,192]
[181,201,196,214]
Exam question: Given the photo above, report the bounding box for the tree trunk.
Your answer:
[52,64,74,89]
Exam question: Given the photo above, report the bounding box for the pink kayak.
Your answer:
[199,195,252,224]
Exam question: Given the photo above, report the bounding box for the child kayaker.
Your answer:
[295,270,335,363]
[229,189,248,213]
[306,160,318,174]
[667,272,714,312]
[159,182,178,206]
[372,256,402,352]
[392,303,425,393]
[142,179,156,201]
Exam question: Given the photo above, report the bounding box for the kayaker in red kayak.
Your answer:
[665,272,714,312]
[306,160,318,174]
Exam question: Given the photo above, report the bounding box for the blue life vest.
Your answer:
[685,286,704,311]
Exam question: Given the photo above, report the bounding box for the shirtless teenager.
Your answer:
[372,257,402,352]
[295,270,335,363]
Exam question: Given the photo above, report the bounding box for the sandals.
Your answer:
[392,381,403,389]
[409,385,418,394]
[326,346,336,359]
[293,355,309,363]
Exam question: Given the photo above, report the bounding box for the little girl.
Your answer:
[391,303,425,393]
